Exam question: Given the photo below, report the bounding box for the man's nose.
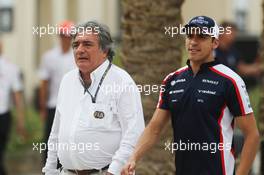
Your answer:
[189,37,198,46]
[75,44,85,54]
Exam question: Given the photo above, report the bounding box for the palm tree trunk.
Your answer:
[121,0,184,174]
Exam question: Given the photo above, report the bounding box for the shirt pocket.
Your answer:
[79,102,114,130]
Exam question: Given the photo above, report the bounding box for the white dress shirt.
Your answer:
[43,59,145,175]
[38,46,76,108]
[0,57,23,114]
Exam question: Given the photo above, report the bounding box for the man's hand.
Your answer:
[16,122,23,133]
[39,80,48,122]
[121,158,136,175]
[121,109,170,175]
[235,113,260,175]
[13,91,27,142]
[16,119,27,140]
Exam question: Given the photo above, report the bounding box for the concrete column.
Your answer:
[1,0,38,102]
[52,0,67,24]
[76,0,119,38]
[77,0,103,23]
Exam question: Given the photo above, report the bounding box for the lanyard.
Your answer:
[81,62,112,103]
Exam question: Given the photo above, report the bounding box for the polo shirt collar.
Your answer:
[186,58,219,71]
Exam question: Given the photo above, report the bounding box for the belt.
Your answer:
[67,164,109,175]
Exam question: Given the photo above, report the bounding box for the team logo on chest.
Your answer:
[202,79,219,85]
[171,79,186,86]
[171,80,176,86]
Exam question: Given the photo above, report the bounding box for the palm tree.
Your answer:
[258,1,264,174]
[121,0,185,174]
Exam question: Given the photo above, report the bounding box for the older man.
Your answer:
[42,21,145,175]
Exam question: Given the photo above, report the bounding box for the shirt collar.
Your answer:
[90,59,110,82]
[186,58,219,71]
[78,59,110,88]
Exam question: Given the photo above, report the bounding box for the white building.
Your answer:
[0,0,262,103]
[0,0,120,102]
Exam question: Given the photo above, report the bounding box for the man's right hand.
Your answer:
[121,109,171,175]
[121,158,136,175]
[39,80,48,122]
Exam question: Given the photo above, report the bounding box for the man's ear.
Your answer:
[103,49,109,58]
[212,38,219,49]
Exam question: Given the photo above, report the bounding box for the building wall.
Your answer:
[0,0,262,103]
[1,0,120,103]
[77,0,119,37]
[182,0,262,35]
[182,0,232,24]
[247,0,262,35]
[1,0,37,102]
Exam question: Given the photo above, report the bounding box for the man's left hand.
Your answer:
[16,120,27,142]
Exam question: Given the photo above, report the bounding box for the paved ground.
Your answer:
[6,148,42,175]
[4,144,261,175]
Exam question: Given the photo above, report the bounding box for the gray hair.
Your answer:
[71,21,115,62]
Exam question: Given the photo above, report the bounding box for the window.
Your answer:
[0,0,13,32]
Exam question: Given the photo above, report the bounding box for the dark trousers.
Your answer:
[42,108,61,169]
[261,141,264,175]
[43,107,55,162]
[0,112,12,175]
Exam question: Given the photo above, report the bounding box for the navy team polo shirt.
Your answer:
[157,59,253,175]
